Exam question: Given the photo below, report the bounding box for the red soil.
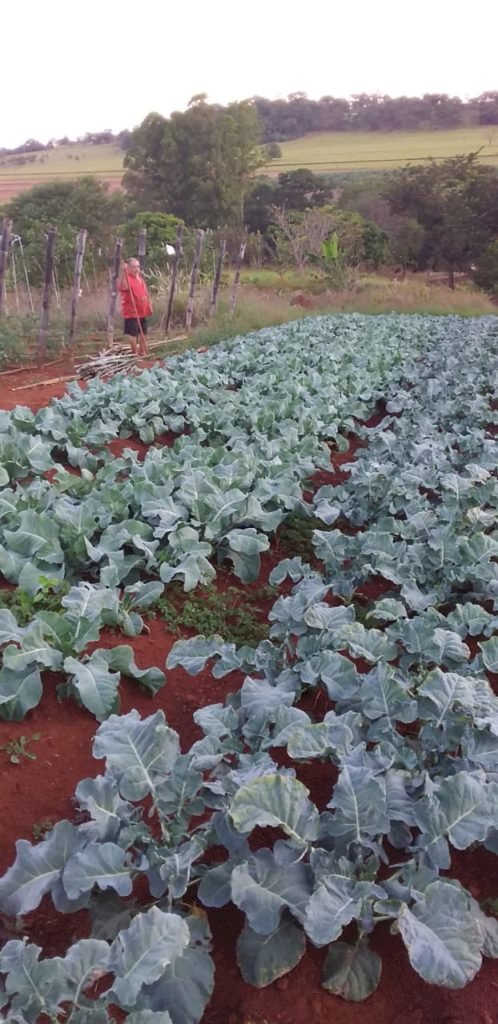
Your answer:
[0,381,497,1024]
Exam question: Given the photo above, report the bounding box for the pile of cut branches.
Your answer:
[76,345,139,382]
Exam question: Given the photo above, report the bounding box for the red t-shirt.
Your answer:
[119,273,152,318]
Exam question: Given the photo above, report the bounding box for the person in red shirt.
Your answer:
[118,258,152,356]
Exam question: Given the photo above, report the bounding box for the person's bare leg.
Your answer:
[138,330,148,357]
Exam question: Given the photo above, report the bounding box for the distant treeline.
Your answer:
[0,130,132,159]
[3,91,498,156]
[253,92,498,140]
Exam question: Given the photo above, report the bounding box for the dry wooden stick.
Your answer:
[11,373,77,392]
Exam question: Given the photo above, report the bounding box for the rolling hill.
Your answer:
[1,126,497,202]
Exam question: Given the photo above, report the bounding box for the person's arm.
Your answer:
[118,261,129,291]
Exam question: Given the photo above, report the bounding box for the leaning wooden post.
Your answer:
[138,227,147,271]
[37,227,57,363]
[185,228,204,330]
[68,228,87,348]
[107,238,123,346]
[209,238,226,317]
[0,218,12,317]
[229,239,246,318]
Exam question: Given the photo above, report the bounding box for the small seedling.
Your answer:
[156,583,273,646]
[0,578,69,626]
[32,818,55,841]
[0,733,41,764]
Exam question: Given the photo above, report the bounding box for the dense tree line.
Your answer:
[253,92,498,140]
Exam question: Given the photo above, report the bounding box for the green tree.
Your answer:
[264,142,282,159]
[385,154,498,286]
[5,177,126,285]
[339,181,425,269]
[121,211,183,268]
[123,99,263,228]
[474,240,498,295]
[276,169,330,210]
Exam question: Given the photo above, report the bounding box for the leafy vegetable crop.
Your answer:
[1,313,498,1021]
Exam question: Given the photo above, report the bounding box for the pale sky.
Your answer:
[3,0,498,147]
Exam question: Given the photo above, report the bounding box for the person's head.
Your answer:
[126,258,140,277]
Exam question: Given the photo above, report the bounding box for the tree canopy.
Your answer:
[123,100,263,228]
[384,154,498,283]
[5,177,127,285]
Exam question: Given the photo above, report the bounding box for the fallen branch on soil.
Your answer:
[0,358,62,378]
[10,373,77,391]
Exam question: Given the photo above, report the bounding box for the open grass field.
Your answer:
[266,125,498,173]
[1,126,498,202]
[0,143,123,201]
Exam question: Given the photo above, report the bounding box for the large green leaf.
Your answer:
[74,775,135,843]
[398,881,483,988]
[304,874,366,946]
[237,918,306,988]
[230,774,320,846]
[0,666,43,721]
[4,510,63,564]
[326,766,389,847]
[230,847,313,933]
[322,940,382,1001]
[54,939,111,1008]
[97,645,166,695]
[224,528,270,583]
[138,914,214,1024]
[0,609,24,646]
[93,710,180,802]
[414,773,498,859]
[479,636,498,674]
[0,820,84,916]
[109,907,190,1007]
[64,654,121,721]
[0,940,62,1022]
[62,842,134,899]
[2,620,63,672]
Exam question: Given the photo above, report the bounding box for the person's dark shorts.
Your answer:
[124,317,148,337]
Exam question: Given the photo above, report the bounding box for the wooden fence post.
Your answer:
[37,227,57,362]
[185,229,204,330]
[107,238,123,346]
[138,227,146,271]
[209,238,226,317]
[164,223,183,334]
[229,240,246,318]
[69,228,87,348]
[0,218,12,316]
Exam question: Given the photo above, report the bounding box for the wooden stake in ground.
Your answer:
[138,227,147,271]
[0,218,12,317]
[37,227,57,363]
[107,238,123,346]
[209,238,226,317]
[229,239,246,318]
[185,229,204,330]
[164,223,183,334]
[68,229,87,348]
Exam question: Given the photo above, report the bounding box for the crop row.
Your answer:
[1,314,498,1023]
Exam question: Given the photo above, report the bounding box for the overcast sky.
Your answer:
[3,0,498,146]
